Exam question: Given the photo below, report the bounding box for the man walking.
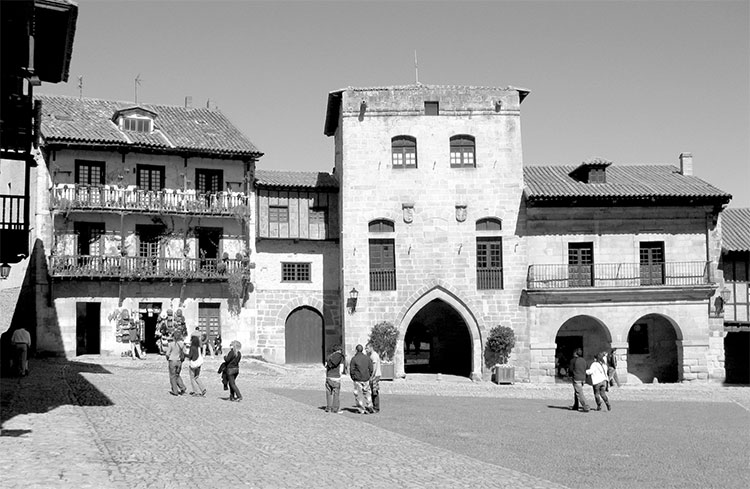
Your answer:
[366,342,381,413]
[568,348,590,412]
[324,344,346,413]
[11,327,31,376]
[607,348,621,388]
[129,318,143,360]
[349,344,374,414]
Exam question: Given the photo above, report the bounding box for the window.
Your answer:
[282,262,311,282]
[640,241,665,286]
[122,117,152,133]
[450,135,475,167]
[309,207,327,239]
[568,242,594,287]
[476,218,502,231]
[136,165,165,191]
[75,222,105,255]
[269,206,289,224]
[628,323,649,354]
[196,169,223,193]
[75,160,105,186]
[425,101,439,116]
[588,168,606,183]
[368,219,395,233]
[391,136,417,168]
[476,237,503,289]
[369,239,396,291]
[136,225,163,258]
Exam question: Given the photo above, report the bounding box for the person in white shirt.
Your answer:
[366,342,382,413]
[11,327,31,376]
[586,351,611,411]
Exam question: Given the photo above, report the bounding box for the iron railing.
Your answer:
[51,184,248,215]
[370,269,397,291]
[50,255,249,280]
[526,261,710,289]
[477,268,503,290]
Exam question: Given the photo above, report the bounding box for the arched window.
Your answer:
[392,136,417,168]
[450,135,475,168]
[476,218,502,231]
[368,219,395,233]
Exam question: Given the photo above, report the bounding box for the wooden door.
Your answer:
[640,241,665,285]
[285,306,323,364]
[198,303,221,344]
[76,302,100,355]
[568,243,593,287]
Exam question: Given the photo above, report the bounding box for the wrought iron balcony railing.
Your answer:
[526,261,710,289]
[50,255,250,280]
[370,269,397,291]
[51,184,249,216]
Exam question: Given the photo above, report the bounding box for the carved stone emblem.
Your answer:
[456,205,467,223]
[402,203,414,224]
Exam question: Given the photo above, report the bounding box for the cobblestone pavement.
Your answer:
[2,356,748,489]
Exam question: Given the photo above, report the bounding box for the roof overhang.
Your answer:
[34,0,78,83]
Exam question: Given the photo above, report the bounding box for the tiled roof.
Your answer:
[524,164,731,204]
[35,94,262,157]
[330,84,530,93]
[722,208,750,252]
[255,169,338,190]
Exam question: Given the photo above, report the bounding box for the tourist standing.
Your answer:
[166,331,187,396]
[324,344,346,413]
[11,327,31,376]
[349,344,374,414]
[608,348,621,387]
[188,335,206,397]
[568,348,590,412]
[224,340,242,402]
[366,342,382,413]
[586,351,611,411]
[129,318,143,360]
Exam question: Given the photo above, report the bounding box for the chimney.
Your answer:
[679,152,693,176]
[184,96,192,108]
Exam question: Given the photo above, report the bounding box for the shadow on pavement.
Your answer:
[0,358,114,431]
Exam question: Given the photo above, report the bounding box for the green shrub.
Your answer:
[484,325,516,368]
[368,321,399,362]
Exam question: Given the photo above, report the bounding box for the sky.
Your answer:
[39,0,750,208]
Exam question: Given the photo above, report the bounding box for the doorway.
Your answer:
[76,302,101,355]
[285,306,324,364]
[139,302,162,353]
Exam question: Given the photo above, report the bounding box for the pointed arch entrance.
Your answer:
[627,314,682,383]
[395,287,482,380]
[554,315,611,382]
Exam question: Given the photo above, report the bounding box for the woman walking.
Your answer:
[586,351,611,411]
[224,340,243,402]
[188,335,207,397]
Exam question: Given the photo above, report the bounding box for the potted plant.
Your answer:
[485,325,516,384]
[368,321,398,381]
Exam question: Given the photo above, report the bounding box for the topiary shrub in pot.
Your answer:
[368,321,399,380]
[485,325,516,384]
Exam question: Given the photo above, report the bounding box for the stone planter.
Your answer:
[492,364,515,384]
[381,362,395,380]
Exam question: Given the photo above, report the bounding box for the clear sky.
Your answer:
[40,0,750,207]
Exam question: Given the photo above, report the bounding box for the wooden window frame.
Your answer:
[136,164,165,191]
[450,135,476,168]
[368,219,395,233]
[391,136,417,169]
[75,160,105,186]
[369,238,396,291]
[476,237,503,290]
[281,262,312,282]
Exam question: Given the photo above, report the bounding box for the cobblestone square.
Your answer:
[2,357,748,489]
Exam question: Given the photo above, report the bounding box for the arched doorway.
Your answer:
[554,315,611,382]
[285,306,324,364]
[627,314,681,383]
[403,299,472,377]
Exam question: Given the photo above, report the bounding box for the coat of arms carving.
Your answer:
[402,203,414,224]
[455,205,467,222]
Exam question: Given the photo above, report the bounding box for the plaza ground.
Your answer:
[1,355,748,489]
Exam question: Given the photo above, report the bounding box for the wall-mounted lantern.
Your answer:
[0,263,10,280]
[346,287,359,315]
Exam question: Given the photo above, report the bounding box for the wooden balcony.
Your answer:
[1,194,27,231]
[51,184,249,216]
[370,269,397,291]
[524,261,716,305]
[49,255,250,281]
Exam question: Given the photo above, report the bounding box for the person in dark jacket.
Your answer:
[224,340,242,402]
[324,344,347,413]
[349,344,374,414]
[607,348,621,388]
[568,348,590,412]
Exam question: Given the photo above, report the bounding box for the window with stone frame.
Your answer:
[281,262,311,282]
[369,219,396,291]
[392,136,417,168]
[476,237,503,289]
[450,135,476,168]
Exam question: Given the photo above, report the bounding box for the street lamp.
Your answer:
[346,287,359,315]
[0,263,10,279]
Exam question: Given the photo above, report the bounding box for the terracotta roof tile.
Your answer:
[255,169,338,190]
[524,164,731,204]
[722,208,750,252]
[35,94,262,157]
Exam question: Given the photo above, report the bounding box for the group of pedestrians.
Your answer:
[569,347,620,413]
[164,327,242,402]
[324,343,381,414]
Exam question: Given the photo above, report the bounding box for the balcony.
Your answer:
[525,261,716,305]
[370,269,397,291]
[49,255,250,281]
[477,268,503,290]
[51,184,249,216]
